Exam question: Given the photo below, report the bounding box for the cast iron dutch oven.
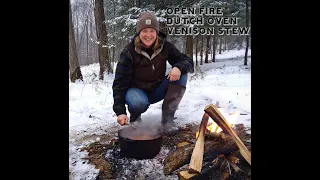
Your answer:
[118,123,162,160]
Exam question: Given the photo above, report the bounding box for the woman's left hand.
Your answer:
[168,67,181,82]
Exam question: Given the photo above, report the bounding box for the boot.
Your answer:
[130,114,142,123]
[161,83,186,135]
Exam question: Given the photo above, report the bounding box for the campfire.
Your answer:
[163,104,251,180]
[196,108,240,138]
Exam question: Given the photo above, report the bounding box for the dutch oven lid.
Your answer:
[118,123,162,140]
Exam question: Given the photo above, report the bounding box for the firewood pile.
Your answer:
[163,104,251,180]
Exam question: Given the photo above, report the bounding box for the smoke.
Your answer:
[119,120,162,140]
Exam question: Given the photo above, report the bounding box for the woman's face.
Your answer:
[139,28,157,48]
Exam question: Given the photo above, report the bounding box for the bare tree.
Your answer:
[69,0,83,82]
[195,35,198,67]
[211,35,216,63]
[94,0,112,80]
[89,0,98,65]
[111,0,117,66]
[204,35,210,63]
[186,35,193,60]
[224,35,227,51]
[219,36,222,54]
[200,35,203,65]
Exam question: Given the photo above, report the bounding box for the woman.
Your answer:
[112,11,194,134]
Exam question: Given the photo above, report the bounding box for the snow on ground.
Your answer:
[69,49,251,180]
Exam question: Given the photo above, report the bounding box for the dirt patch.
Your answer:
[80,123,251,180]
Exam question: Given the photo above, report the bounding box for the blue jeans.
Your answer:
[125,73,188,115]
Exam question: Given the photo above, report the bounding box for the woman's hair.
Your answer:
[134,35,161,50]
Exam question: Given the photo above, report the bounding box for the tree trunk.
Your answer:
[244,0,250,66]
[112,0,116,67]
[195,35,198,67]
[79,10,90,65]
[74,1,79,44]
[212,35,216,63]
[86,14,89,65]
[211,38,213,61]
[69,0,83,82]
[94,0,112,80]
[200,36,203,65]
[89,0,97,64]
[219,36,222,54]
[224,35,227,51]
[204,35,210,63]
[186,35,193,60]
[89,12,95,64]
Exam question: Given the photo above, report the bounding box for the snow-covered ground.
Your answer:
[69,49,251,180]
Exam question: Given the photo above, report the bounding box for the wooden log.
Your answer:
[203,145,238,162]
[225,152,242,172]
[203,134,238,162]
[177,141,191,149]
[189,113,210,173]
[226,152,240,164]
[178,170,198,180]
[178,150,246,180]
[228,160,241,173]
[205,131,226,140]
[178,155,225,180]
[204,104,251,165]
[163,143,195,175]
[164,139,238,175]
[219,158,230,180]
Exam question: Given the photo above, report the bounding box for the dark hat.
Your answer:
[136,11,159,34]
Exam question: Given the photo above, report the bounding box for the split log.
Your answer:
[177,171,198,180]
[204,104,251,165]
[189,113,210,173]
[163,138,238,175]
[178,155,225,180]
[178,145,247,180]
[178,153,244,180]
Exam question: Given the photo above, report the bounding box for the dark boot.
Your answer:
[130,114,142,123]
[161,83,186,135]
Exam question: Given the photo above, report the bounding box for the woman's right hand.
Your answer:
[117,114,128,126]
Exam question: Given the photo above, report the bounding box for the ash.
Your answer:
[105,147,178,180]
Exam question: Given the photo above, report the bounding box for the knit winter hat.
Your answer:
[136,11,159,34]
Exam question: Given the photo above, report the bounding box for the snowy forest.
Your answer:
[69,0,251,82]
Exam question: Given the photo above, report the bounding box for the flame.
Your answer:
[196,109,240,138]
[196,131,199,138]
